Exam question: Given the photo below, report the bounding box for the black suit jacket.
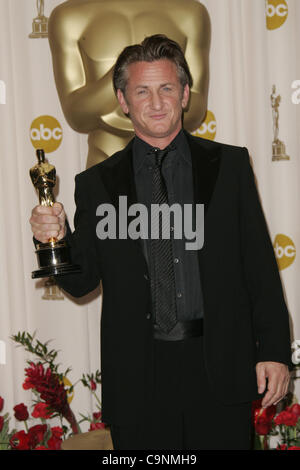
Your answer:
[56,131,292,425]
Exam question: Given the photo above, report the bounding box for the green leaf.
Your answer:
[43,427,52,446]
[253,433,264,450]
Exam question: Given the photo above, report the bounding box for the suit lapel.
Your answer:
[184,131,221,219]
[98,132,221,256]
[98,139,146,258]
[100,140,138,212]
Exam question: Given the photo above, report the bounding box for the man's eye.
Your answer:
[163,87,172,92]
[137,89,146,95]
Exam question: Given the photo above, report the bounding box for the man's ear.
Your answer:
[181,84,190,109]
[117,89,129,115]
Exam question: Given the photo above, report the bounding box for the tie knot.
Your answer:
[154,149,168,167]
[152,144,176,167]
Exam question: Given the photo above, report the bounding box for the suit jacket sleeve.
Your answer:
[54,173,102,297]
[239,147,292,370]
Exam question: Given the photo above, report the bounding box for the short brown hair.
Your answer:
[113,34,193,95]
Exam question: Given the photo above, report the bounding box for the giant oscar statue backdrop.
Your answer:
[48,0,211,168]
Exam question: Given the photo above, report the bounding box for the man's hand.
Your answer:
[256,361,290,408]
[29,202,66,243]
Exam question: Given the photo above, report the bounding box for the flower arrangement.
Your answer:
[0,331,105,450]
[253,397,300,450]
[252,342,300,450]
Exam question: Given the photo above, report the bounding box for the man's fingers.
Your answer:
[52,202,64,216]
[262,377,280,408]
[256,364,266,394]
[33,231,60,243]
[29,203,65,243]
[31,213,60,224]
[260,363,290,408]
[284,373,290,395]
[30,222,61,233]
[273,372,290,406]
[32,205,54,216]
[261,366,281,407]
[30,206,57,225]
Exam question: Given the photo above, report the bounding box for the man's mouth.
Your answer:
[150,114,167,120]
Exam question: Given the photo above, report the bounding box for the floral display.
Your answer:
[0,332,104,450]
[253,398,300,450]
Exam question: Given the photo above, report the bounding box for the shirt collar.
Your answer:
[132,129,191,174]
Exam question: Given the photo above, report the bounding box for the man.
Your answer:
[30,35,292,450]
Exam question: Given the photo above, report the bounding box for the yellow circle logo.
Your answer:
[30,115,63,153]
[62,376,74,404]
[191,110,216,141]
[273,234,296,270]
[266,0,288,30]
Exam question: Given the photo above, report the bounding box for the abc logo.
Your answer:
[63,377,74,404]
[273,234,296,270]
[0,80,5,105]
[266,0,288,30]
[292,340,300,366]
[291,80,300,105]
[30,115,63,153]
[191,110,217,141]
[0,340,5,365]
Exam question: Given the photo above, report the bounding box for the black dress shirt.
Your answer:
[132,129,204,330]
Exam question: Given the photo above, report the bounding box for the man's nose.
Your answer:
[150,91,163,109]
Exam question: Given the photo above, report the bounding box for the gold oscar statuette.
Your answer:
[30,148,81,279]
[29,0,48,38]
[270,84,289,161]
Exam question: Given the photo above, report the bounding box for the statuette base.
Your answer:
[29,16,48,38]
[272,140,290,161]
[32,240,81,279]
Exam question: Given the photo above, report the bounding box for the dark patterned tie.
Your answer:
[150,146,177,333]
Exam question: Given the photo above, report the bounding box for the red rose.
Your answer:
[0,416,4,432]
[90,379,97,391]
[46,427,63,450]
[274,410,299,427]
[34,446,48,450]
[93,411,102,421]
[253,402,276,435]
[28,424,47,449]
[290,404,300,418]
[10,430,30,450]
[0,396,4,412]
[47,437,62,450]
[23,363,70,416]
[255,421,272,436]
[252,399,264,421]
[50,426,63,439]
[23,362,79,434]
[288,446,300,450]
[277,444,287,450]
[13,403,29,421]
[23,362,45,390]
[47,436,62,450]
[32,402,53,419]
[89,422,106,431]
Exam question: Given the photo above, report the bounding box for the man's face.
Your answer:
[117,59,189,147]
